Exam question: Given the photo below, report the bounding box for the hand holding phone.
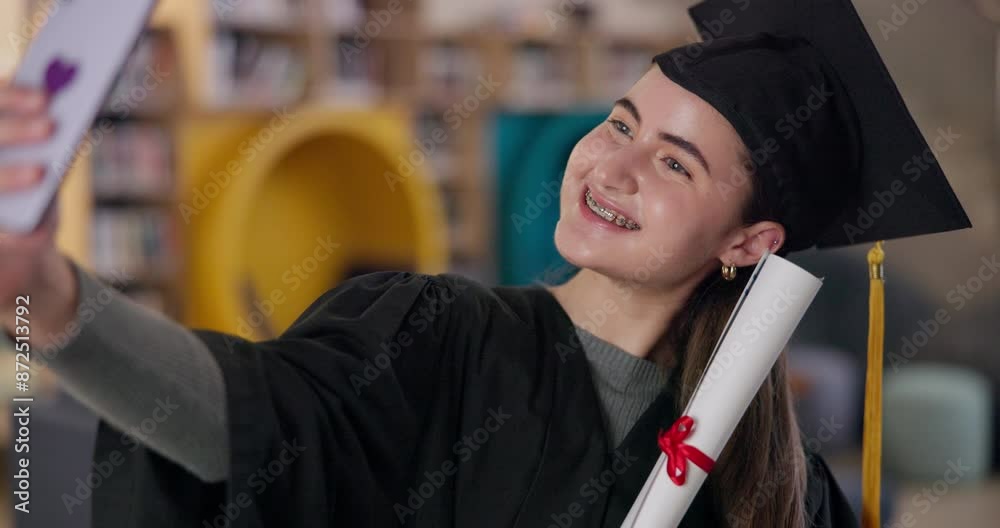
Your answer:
[0,84,52,193]
[0,0,158,233]
[0,79,68,341]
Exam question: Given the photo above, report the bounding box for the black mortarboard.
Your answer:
[643,1,973,526]
[651,0,971,253]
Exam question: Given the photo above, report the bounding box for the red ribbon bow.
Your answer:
[657,416,716,486]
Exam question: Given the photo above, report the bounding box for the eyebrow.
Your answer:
[613,97,712,176]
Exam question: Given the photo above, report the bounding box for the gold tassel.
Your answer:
[861,241,885,528]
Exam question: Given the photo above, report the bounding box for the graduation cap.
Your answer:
[644,0,972,525]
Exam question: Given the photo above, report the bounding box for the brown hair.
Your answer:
[659,155,808,527]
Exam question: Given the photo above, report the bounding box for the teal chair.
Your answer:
[884,363,993,482]
[492,110,606,285]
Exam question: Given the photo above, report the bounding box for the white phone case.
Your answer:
[0,0,158,233]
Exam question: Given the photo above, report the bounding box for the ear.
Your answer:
[718,221,785,268]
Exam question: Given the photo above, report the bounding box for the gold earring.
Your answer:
[721,262,737,281]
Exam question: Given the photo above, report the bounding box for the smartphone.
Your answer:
[0,0,158,233]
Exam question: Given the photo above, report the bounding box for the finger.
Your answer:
[0,166,45,192]
[36,196,60,233]
[0,117,54,145]
[0,87,47,115]
[21,202,60,248]
[0,197,59,250]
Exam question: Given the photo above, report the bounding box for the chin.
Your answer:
[553,220,622,278]
[555,218,692,291]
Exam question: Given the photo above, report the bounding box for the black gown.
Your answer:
[90,271,858,527]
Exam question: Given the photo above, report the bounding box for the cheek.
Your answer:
[560,132,607,207]
[642,182,692,225]
[566,130,613,175]
[640,187,716,248]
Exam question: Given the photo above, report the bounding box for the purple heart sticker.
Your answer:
[44,57,79,97]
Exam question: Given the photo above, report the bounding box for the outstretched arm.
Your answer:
[21,255,230,482]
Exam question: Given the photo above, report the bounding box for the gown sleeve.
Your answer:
[804,451,861,528]
[91,271,463,528]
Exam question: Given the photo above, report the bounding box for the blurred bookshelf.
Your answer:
[9,0,684,324]
[89,26,186,315]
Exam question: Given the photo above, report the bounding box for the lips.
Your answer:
[583,186,641,230]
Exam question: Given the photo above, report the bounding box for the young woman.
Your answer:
[0,31,867,528]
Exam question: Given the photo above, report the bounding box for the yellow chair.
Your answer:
[176,107,449,340]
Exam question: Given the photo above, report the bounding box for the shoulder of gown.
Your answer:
[804,449,860,528]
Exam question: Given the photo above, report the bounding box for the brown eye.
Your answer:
[606,118,632,138]
[661,157,691,179]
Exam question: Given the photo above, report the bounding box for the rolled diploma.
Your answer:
[622,251,822,528]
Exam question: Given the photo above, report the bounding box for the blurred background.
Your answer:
[0,0,997,526]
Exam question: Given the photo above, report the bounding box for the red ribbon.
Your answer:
[657,416,716,486]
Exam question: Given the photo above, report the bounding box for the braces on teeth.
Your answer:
[585,189,640,230]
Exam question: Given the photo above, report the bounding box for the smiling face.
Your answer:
[554,67,784,289]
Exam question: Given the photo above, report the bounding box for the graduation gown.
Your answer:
[90,271,858,527]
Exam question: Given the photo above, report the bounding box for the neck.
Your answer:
[547,267,698,364]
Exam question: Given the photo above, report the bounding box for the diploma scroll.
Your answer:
[622,250,822,528]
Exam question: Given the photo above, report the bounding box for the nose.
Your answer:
[590,149,639,196]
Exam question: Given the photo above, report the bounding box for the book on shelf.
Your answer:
[213,0,306,31]
[418,42,484,106]
[101,31,178,118]
[412,111,458,185]
[595,44,654,103]
[91,208,180,284]
[506,42,576,109]
[326,34,383,103]
[320,0,364,33]
[440,186,463,226]
[210,30,310,108]
[92,122,174,202]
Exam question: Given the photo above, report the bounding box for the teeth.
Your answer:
[585,189,640,230]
